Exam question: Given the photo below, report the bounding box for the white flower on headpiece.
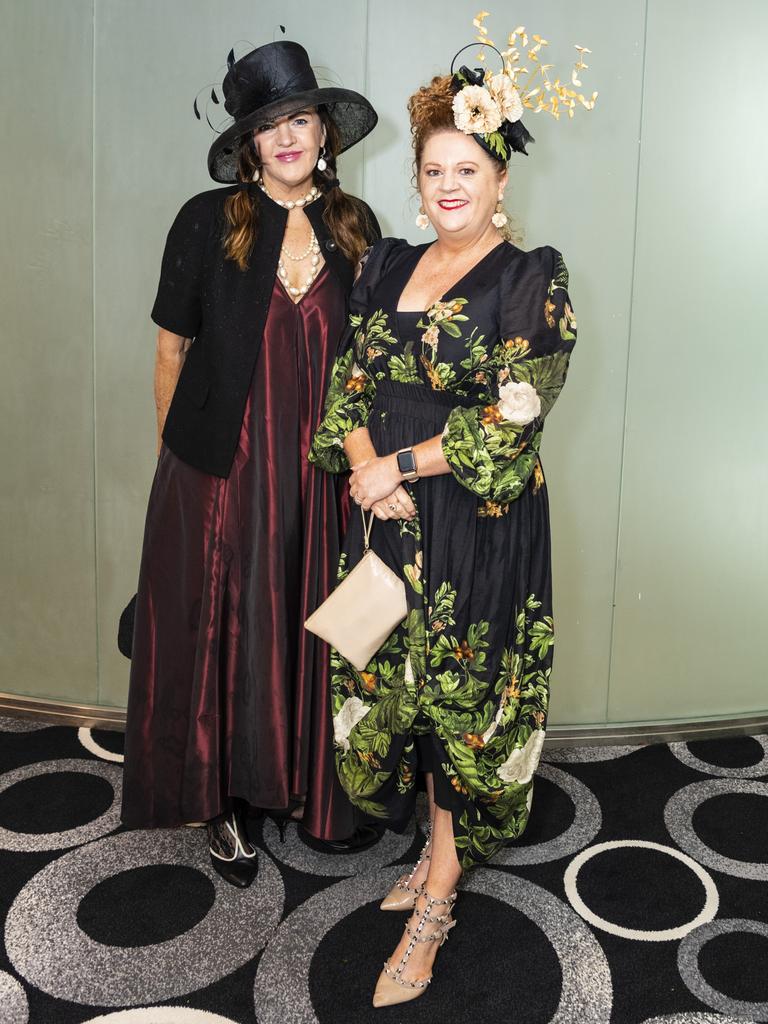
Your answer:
[452,84,503,136]
[497,380,541,424]
[333,696,370,752]
[487,73,523,124]
[497,729,545,785]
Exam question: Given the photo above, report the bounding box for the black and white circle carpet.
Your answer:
[1,715,767,1023]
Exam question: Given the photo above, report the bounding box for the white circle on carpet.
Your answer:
[669,735,768,778]
[564,839,719,940]
[5,828,284,1006]
[0,759,122,852]
[78,727,124,763]
[677,918,768,1020]
[82,1010,239,1023]
[664,779,768,881]
[0,970,28,1024]
[254,866,613,1023]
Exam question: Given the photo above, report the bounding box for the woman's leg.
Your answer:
[378,803,462,989]
[409,772,436,888]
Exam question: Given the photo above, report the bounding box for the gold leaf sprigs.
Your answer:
[471,11,598,121]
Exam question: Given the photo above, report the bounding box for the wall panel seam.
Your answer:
[604,0,650,721]
[362,0,371,202]
[91,0,101,701]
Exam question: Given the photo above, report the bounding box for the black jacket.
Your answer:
[151,184,380,478]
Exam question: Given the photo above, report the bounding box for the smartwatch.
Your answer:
[396,447,419,483]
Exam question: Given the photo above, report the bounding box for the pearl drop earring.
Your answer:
[491,195,508,229]
[415,205,430,230]
[317,147,328,172]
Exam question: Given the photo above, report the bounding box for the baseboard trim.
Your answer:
[0,693,126,730]
[1,692,766,746]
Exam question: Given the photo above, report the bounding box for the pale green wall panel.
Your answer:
[0,0,97,700]
[609,0,768,721]
[364,0,646,724]
[93,0,370,704]
[5,0,765,726]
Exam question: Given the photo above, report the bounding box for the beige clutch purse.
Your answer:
[304,510,408,671]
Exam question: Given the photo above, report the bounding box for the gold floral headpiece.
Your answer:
[450,11,598,161]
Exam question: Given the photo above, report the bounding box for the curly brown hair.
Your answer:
[222,109,375,271]
[407,75,457,170]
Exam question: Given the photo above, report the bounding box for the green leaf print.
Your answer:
[389,353,420,383]
[429,582,457,631]
[513,351,571,417]
[439,320,463,339]
[529,617,555,658]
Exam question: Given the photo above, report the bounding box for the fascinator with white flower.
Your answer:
[450,11,597,162]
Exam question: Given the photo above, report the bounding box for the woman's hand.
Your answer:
[349,455,403,511]
[369,485,417,521]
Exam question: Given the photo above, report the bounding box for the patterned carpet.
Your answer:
[1,715,767,1024]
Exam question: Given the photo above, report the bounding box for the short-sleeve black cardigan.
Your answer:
[151,184,381,478]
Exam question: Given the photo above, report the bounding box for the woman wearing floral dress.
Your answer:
[309,52,582,1006]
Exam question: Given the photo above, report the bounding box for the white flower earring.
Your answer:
[317,146,328,172]
[492,194,508,229]
[415,205,430,230]
[252,167,261,183]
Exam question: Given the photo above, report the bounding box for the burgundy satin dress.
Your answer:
[122,266,354,841]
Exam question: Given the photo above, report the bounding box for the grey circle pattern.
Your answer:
[0,970,29,1024]
[669,734,768,778]
[664,779,768,881]
[262,815,417,877]
[253,866,613,1024]
[543,744,643,763]
[642,1015,760,1024]
[0,716,47,733]
[4,828,284,1006]
[493,762,602,866]
[0,759,123,852]
[677,918,768,1021]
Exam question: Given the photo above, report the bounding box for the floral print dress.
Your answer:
[309,237,577,868]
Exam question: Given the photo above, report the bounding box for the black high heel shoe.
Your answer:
[207,805,258,888]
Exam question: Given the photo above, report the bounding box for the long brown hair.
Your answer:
[223,109,374,271]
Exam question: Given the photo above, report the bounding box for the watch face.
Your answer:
[397,449,416,475]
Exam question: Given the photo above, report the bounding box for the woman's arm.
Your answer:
[154,328,190,455]
[348,434,448,511]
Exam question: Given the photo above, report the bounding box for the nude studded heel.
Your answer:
[380,823,432,911]
[372,884,457,1007]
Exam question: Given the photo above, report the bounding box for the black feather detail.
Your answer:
[211,88,219,104]
[279,24,285,33]
[193,96,201,120]
[227,48,235,69]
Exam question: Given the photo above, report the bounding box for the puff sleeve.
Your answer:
[309,238,403,474]
[150,194,212,339]
[440,246,576,503]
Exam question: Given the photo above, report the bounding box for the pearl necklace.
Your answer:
[258,181,319,210]
[278,233,322,298]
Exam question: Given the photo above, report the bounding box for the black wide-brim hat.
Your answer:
[207,40,378,183]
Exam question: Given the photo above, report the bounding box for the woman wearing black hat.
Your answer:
[121,40,381,886]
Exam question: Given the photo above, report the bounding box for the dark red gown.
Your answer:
[122,266,354,841]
